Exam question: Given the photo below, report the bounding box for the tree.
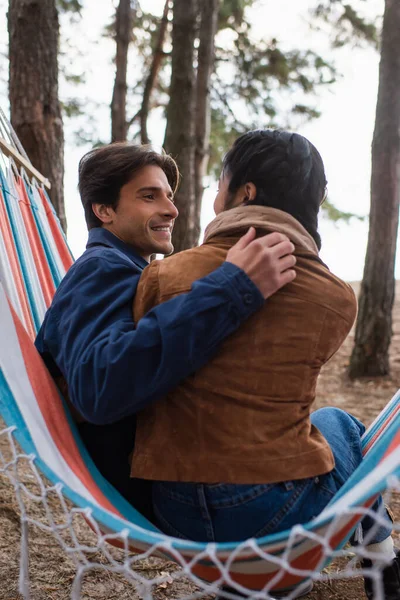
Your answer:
[163,0,198,253]
[349,0,400,378]
[163,0,339,252]
[140,0,170,145]
[111,0,136,142]
[194,0,220,244]
[8,0,66,232]
[49,1,362,246]
[163,0,221,252]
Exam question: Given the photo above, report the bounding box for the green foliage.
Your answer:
[200,0,339,178]
[208,20,337,174]
[63,72,85,85]
[312,1,380,49]
[61,0,338,161]
[56,0,83,14]
[321,198,365,223]
[60,97,84,118]
[292,105,321,120]
[217,0,255,31]
[222,35,336,95]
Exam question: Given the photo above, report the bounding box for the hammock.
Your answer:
[0,112,400,600]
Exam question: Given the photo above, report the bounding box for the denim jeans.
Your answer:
[152,407,392,544]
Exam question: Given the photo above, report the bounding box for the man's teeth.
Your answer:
[152,227,170,231]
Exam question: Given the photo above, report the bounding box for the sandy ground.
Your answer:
[1,282,400,600]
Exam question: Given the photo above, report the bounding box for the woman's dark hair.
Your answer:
[78,142,180,230]
[222,129,327,249]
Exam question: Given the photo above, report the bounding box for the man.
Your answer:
[35,142,296,515]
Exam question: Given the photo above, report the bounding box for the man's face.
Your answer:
[100,165,179,260]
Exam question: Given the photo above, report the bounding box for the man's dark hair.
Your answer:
[78,142,180,230]
[222,129,327,249]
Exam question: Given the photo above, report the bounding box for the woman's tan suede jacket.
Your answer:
[131,206,357,484]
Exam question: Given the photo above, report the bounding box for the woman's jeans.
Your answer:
[152,407,393,544]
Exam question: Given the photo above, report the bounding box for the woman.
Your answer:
[131,130,397,599]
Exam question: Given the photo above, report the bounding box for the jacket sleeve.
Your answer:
[38,252,264,425]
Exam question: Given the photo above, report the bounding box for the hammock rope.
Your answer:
[0,110,400,599]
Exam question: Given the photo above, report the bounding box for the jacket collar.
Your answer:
[86,228,149,270]
[204,206,319,255]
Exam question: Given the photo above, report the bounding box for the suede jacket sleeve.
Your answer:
[35,247,263,425]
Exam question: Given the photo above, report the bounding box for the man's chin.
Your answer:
[152,243,174,257]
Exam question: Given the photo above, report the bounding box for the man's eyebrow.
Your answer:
[137,186,173,196]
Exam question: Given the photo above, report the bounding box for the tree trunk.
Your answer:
[8,0,66,233]
[164,0,198,253]
[349,0,400,378]
[193,0,220,247]
[140,0,170,145]
[111,0,134,142]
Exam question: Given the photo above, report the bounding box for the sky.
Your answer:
[0,0,391,282]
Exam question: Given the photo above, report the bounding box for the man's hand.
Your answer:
[226,227,296,299]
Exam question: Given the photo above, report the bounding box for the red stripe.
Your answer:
[0,189,36,339]
[189,547,323,590]
[14,177,55,308]
[9,299,123,517]
[186,498,379,590]
[38,188,74,272]
[383,428,400,458]
[363,405,400,455]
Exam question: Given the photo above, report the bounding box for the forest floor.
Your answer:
[1,282,400,600]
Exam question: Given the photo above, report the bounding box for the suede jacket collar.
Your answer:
[204,205,319,255]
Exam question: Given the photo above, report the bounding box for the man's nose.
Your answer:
[162,197,179,218]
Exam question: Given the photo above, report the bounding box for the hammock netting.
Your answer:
[1,108,400,600]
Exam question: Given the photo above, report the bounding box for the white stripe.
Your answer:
[6,169,47,323]
[31,185,65,281]
[0,224,27,329]
[0,283,97,504]
[362,388,400,452]
[315,444,400,523]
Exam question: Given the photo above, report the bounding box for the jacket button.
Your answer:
[243,293,253,305]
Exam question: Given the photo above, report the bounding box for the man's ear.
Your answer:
[92,203,115,225]
[244,182,257,202]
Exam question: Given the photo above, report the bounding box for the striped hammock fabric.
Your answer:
[1,124,400,599]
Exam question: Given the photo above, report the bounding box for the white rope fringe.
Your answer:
[1,422,400,599]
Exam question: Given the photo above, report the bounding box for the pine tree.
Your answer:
[8,0,66,232]
[349,0,400,377]
[111,0,136,142]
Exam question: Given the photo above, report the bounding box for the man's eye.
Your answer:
[144,194,154,200]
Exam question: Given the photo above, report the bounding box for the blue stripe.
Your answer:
[0,169,40,331]
[41,188,74,262]
[24,181,63,287]
[362,389,400,452]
